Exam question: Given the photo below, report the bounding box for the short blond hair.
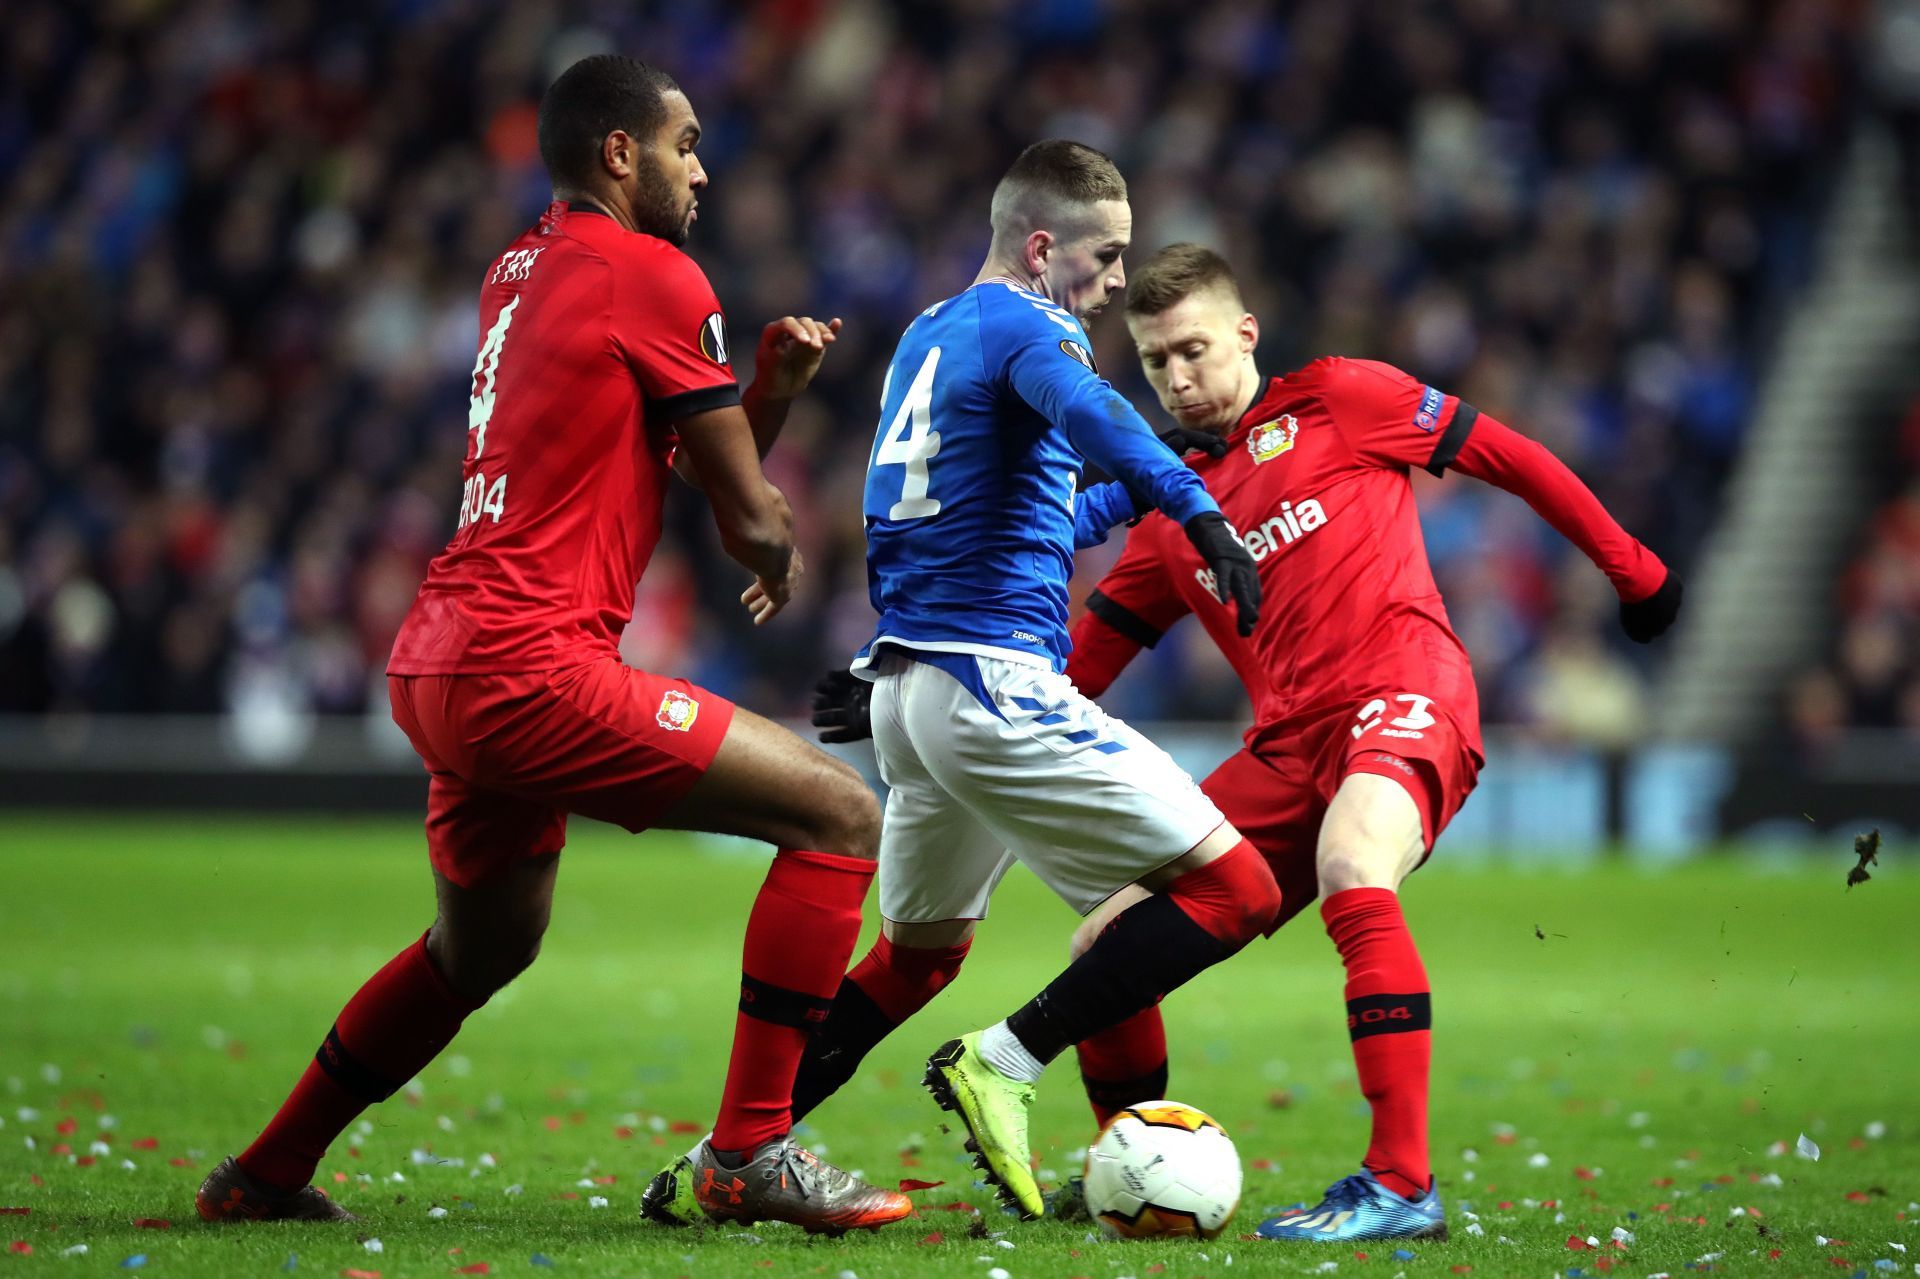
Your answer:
[988,140,1128,246]
[1124,243,1245,317]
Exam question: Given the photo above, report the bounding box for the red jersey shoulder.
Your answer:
[1287,356,1424,410]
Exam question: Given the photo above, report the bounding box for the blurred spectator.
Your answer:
[1787,387,1920,756]
[0,0,1863,741]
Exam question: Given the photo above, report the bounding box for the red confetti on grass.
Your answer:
[51,1144,72,1157]
[341,1270,381,1279]
[1450,1266,1472,1274]
[1767,1249,1782,1260]
[453,1266,490,1275]
[168,1159,190,1168]
[668,1121,702,1134]
[542,1117,561,1132]
[75,1157,96,1167]
[612,1127,634,1140]
[899,1179,945,1192]
[7,1242,30,1255]
[0,1209,26,1216]
[1354,1252,1369,1261]
[131,1138,158,1151]
[1147,1266,1165,1275]
[919,1232,943,1246]
[1575,1167,1596,1180]
[1846,1191,1872,1203]
[132,1219,171,1229]
[1652,1177,1675,1187]
[1566,1236,1594,1251]
[56,1118,77,1136]
[335,1173,348,1183]
[1829,1259,1852,1268]
[933,1201,976,1213]
[1250,1158,1277,1172]
[591,1176,616,1186]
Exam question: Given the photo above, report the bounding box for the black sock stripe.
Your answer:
[1081,1062,1169,1110]
[739,973,834,1030]
[314,1025,402,1101]
[1346,992,1432,1040]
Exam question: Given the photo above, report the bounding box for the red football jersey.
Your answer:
[389,202,740,674]
[1083,358,1484,749]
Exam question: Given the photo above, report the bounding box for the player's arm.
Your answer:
[1071,480,1140,549]
[1000,314,1260,634]
[738,315,843,457]
[1063,528,1193,696]
[1446,413,1679,640]
[1318,357,1679,642]
[614,252,800,623]
[674,405,799,623]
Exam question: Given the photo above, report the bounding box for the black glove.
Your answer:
[1158,426,1229,459]
[1183,511,1261,636]
[811,669,873,743]
[1619,569,1682,643]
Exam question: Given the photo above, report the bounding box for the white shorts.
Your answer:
[868,648,1226,922]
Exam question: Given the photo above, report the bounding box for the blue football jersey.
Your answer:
[853,279,1219,674]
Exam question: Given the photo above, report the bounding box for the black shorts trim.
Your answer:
[653,382,741,423]
[1086,590,1166,649]
[1424,403,1477,477]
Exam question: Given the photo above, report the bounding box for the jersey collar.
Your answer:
[1225,375,1289,445]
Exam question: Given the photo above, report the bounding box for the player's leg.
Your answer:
[917,659,1283,1217]
[200,767,561,1222]
[1258,722,1477,1244]
[629,704,909,1230]
[1069,744,1324,1130]
[642,692,999,1228]
[1314,771,1433,1198]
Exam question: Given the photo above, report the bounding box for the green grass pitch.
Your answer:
[0,812,1913,1277]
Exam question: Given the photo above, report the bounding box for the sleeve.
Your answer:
[1062,524,1193,697]
[1449,411,1670,602]
[608,247,742,421]
[991,298,1218,527]
[1071,480,1143,549]
[1307,356,1478,477]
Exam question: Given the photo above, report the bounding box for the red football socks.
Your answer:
[238,932,481,1192]
[1075,1003,1169,1127]
[1322,887,1432,1200]
[711,848,875,1154]
[848,932,970,1022]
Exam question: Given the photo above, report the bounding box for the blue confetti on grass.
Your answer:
[530,1254,555,1267]
[120,1255,147,1269]
[281,1254,297,1272]
[1393,1249,1417,1261]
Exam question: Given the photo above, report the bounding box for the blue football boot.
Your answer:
[1255,1168,1448,1242]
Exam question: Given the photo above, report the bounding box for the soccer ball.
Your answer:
[1082,1100,1242,1240]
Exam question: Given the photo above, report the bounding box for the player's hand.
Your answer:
[1183,511,1261,637]
[811,669,873,744]
[1619,568,1682,643]
[1157,426,1229,459]
[741,549,805,625]
[753,316,843,400]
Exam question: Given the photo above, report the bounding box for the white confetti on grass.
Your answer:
[1527,1152,1550,1168]
[363,1238,384,1254]
[503,1184,524,1196]
[588,1196,609,1209]
[427,1207,447,1220]
[1797,1133,1821,1161]
[1464,1222,1485,1237]
[60,1244,88,1257]
[1867,1121,1888,1140]
[987,1269,1010,1279]
[1612,1227,1635,1245]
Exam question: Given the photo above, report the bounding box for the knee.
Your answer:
[430,920,546,1003]
[1316,844,1397,897]
[797,758,882,857]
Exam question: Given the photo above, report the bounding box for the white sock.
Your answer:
[977,1021,1044,1083]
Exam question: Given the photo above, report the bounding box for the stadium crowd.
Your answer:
[0,0,1864,741]
[1786,386,1920,755]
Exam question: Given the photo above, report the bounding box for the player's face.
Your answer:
[633,90,707,246]
[1129,289,1259,432]
[1051,200,1131,321]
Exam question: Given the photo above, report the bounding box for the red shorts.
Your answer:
[1204,695,1481,933]
[387,657,736,887]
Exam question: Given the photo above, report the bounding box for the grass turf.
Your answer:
[0,812,1913,1278]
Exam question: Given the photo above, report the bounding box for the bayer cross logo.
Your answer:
[699,312,729,365]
